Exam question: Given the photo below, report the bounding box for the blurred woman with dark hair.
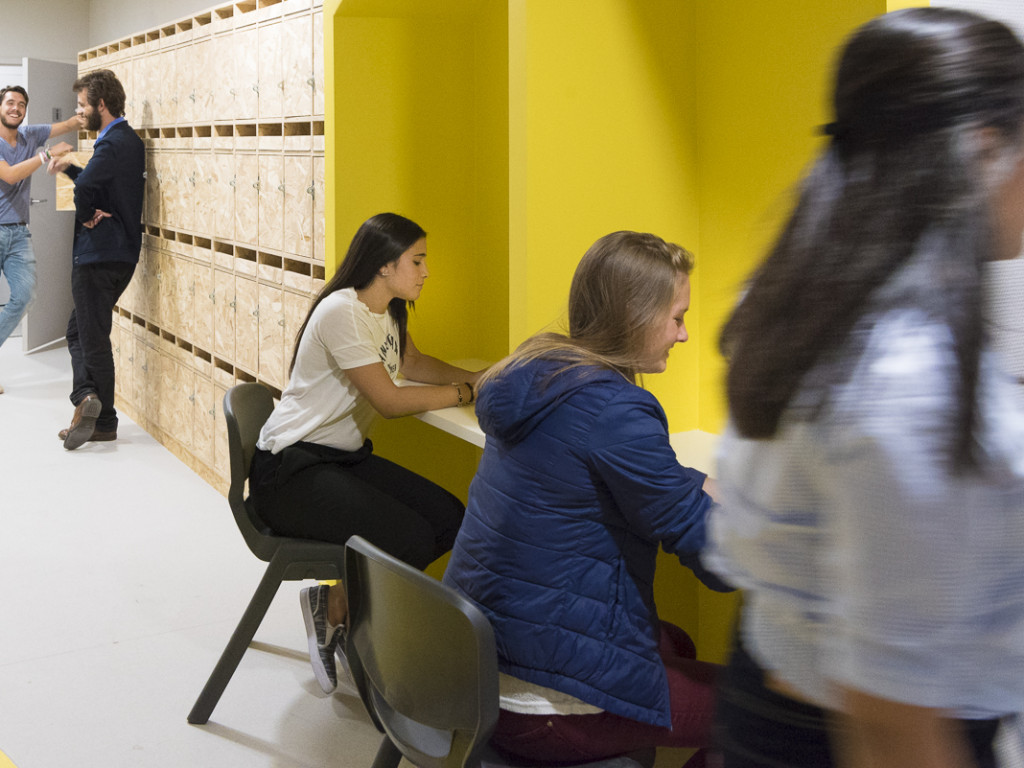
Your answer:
[707,9,1024,767]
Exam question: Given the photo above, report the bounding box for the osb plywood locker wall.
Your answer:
[73,0,325,492]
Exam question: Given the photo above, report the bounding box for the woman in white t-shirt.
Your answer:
[249,212,484,695]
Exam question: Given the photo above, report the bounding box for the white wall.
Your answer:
[2,0,91,66]
[87,0,222,48]
[2,0,218,68]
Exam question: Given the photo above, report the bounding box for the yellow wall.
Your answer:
[512,0,703,430]
[325,0,928,658]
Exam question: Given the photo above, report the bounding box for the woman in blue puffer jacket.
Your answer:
[444,231,730,768]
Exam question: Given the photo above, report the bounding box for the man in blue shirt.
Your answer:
[0,85,82,393]
[47,70,144,449]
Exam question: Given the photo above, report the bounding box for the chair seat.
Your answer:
[344,536,658,768]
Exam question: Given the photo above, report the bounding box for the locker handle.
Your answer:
[307,77,315,87]
[278,184,285,193]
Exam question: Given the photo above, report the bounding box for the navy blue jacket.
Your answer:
[65,119,145,266]
[443,359,725,727]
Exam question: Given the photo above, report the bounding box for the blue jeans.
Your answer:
[0,224,36,347]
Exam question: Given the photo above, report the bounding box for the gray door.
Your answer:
[23,57,78,353]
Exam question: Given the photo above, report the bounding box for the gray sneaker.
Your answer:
[300,584,343,694]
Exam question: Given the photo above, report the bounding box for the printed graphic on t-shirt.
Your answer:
[380,331,399,376]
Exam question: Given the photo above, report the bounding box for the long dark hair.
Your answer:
[481,231,694,388]
[721,8,1024,469]
[290,213,426,374]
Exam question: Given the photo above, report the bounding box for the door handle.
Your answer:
[30,198,48,204]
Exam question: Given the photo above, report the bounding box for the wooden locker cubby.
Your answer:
[79,0,324,493]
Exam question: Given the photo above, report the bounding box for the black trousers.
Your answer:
[249,440,465,570]
[67,261,136,431]
[714,633,1001,768]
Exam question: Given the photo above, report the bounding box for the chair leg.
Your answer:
[369,737,403,768]
[187,563,285,724]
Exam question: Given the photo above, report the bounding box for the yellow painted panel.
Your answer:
[516,0,701,430]
[693,0,890,434]
[330,1,508,363]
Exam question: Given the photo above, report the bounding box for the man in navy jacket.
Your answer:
[48,69,144,450]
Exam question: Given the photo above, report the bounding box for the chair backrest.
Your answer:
[345,535,500,768]
[223,382,278,559]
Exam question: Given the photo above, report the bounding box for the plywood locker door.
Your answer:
[180,154,198,234]
[213,383,229,482]
[158,48,177,126]
[257,154,284,252]
[142,246,161,325]
[313,155,325,262]
[174,253,195,343]
[156,351,175,433]
[193,152,215,235]
[212,152,235,241]
[175,46,194,125]
[117,58,136,127]
[193,375,216,469]
[282,14,313,118]
[313,10,324,116]
[192,37,214,124]
[134,55,153,128]
[258,20,283,120]
[258,283,285,389]
[171,363,195,450]
[193,260,215,354]
[234,26,259,121]
[234,274,259,375]
[215,32,238,120]
[158,249,177,336]
[135,333,156,419]
[284,155,313,258]
[283,289,311,384]
[235,153,259,244]
[213,268,236,362]
[168,160,186,231]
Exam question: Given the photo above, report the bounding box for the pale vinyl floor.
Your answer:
[0,339,708,768]
[0,340,385,768]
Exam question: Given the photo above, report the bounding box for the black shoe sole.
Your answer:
[63,398,102,450]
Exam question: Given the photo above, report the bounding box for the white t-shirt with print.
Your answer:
[257,287,400,453]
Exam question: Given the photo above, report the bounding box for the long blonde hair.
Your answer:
[482,231,694,389]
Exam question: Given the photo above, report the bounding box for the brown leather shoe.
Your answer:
[62,394,102,450]
[58,427,116,443]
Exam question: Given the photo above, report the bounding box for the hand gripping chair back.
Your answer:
[187,382,348,725]
[344,536,655,768]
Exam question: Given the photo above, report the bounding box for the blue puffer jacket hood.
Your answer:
[445,357,721,727]
[476,358,611,444]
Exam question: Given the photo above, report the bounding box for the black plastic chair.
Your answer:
[187,382,349,725]
[344,535,656,768]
